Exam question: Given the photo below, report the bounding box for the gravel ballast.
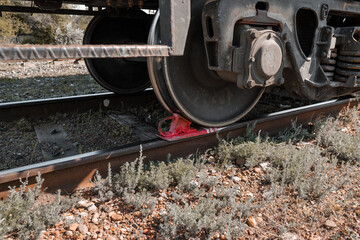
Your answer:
[0,60,107,103]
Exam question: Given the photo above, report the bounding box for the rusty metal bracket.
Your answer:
[0,45,170,61]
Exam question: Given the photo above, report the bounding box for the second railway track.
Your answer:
[0,96,358,199]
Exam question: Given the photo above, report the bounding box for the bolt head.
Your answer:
[247,80,255,88]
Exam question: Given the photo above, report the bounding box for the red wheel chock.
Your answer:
[158,113,224,141]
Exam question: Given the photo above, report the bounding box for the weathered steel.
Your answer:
[159,0,191,55]
[0,97,358,199]
[202,0,360,101]
[0,91,156,122]
[0,45,170,61]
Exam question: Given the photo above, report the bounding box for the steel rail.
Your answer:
[0,90,156,122]
[0,97,358,199]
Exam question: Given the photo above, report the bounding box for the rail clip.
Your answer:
[158,113,224,141]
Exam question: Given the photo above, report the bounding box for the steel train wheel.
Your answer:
[84,12,151,94]
[148,2,265,127]
[148,11,177,113]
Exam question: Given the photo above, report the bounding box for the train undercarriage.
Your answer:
[1,0,360,127]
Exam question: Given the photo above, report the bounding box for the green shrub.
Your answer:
[160,185,251,239]
[316,117,360,162]
[0,174,76,239]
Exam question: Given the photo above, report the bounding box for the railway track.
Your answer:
[0,90,155,122]
[0,96,358,199]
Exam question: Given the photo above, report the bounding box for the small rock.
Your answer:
[89,224,99,232]
[232,176,241,183]
[65,231,73,237]
[212,232,220,238]
[88,204,98,212]
[160,192,168,198]
[280,232,299,240]
[92,217,99,224]
[246,192,254,198]
[324,220,337,228]
[189,180,199,188]
[77,224,88,234]
[132,223,138,229]
[254,167,262,173]
[100,205,112,213]
[207,156,215,163]
[246,216,257,227]
[259,162,271,170]
[355,209,360,216]
[79,212,88,217]
[68,223,79,231]
[133,211,142,217]
[77,200,93,209]
[236,158,245,166]
[309,237,321,240]
[208,169,217,174]
[65,215,75,221]
[109,212,122,221]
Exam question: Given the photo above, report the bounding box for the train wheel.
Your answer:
[84,11,151,94]
[148,11,177,113]
[148,2,265,127]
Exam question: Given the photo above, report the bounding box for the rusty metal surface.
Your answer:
[0,97,358,200]
[0,45,170,61]
[0,90,156,122]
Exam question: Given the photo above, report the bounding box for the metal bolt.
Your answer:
[247,80,255,88]
[249,57,255,63]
